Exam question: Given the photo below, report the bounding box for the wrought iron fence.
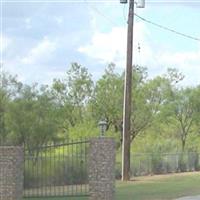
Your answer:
[130,152,200,177]
[23,139,89,198]
[115,152,200,179]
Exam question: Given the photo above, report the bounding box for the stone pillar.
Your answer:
[0,146,24,200]
[89,137,115,200]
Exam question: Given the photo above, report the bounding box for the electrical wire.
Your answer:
[84,0,119,26]
[134,13,200,42]
[84,0,200,42]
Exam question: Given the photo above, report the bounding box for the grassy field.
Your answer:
[24,172,200,200]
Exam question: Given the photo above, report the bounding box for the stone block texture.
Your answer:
[0,146,24,200]
[89,137,115,200]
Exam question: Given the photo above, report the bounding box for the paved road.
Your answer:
[176,195,200,200]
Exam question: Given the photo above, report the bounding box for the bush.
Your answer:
[194,152,200,171]
[178,154,187,172]
[24,155,88,189]
[151,153,164,174]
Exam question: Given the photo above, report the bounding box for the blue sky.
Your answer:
[1,0,200,86]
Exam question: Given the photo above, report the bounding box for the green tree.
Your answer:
[6,84,58,151]
[0,72,22,142]
[51,63,94,137]
[89,63,123,133]
[130,67,186,145]
[166,87,200,153]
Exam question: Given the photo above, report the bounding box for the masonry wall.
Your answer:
[89,137,115,200]
[0,146,24,200]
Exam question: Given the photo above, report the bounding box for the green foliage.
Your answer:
[67,120,99,139]
[0,72,22,141]
[24,156,88,188]
[5,84,58,149]
[1,63,200,155]
[51,63,94,134]
[89,63,123,132]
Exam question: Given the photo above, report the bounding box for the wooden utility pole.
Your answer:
[122,0,134,181]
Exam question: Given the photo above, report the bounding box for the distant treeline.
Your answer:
[1,62,200,154]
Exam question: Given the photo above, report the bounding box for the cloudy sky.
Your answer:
[1,0,200,86]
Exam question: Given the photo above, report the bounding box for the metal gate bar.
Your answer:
[23,139,89,198]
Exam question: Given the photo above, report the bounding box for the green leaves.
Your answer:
[1,64,200,153]
[6,84,58,149]
[89,63,123,132]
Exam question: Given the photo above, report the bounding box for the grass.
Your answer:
[24,172,200,200]
[116,172,200,200]
[24,185,89,197]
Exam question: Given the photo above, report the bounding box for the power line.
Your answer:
[84,1,200,42]
[84,0,119,26]
[134,13,200,42]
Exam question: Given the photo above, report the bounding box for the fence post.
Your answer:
[89,137,115,200]
[0,146,24,200]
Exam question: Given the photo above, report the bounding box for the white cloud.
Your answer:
[79,26,126,66]
[78,19,200,86]
[0,35,12,53]
[159,50,200,67]
[157,47,200,85]
[78,22,149,68]
[25,18,32,29]
[54,16,64,25]
[21,37,57,65]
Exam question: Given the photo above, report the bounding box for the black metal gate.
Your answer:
[23,139,89,198]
